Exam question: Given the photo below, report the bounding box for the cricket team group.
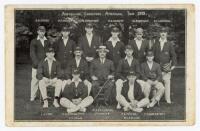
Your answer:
[30,22,177,113]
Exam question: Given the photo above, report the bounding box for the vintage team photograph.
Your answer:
[5,4,195,126]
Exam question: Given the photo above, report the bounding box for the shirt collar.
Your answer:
[134,38,144,41]
[72,78,82,82]
[37,36,47,40]
[108,37,120,42]
[62,37,69,40]
[44,57,56,62]
[159,38,167,43]
[125,56,133,60]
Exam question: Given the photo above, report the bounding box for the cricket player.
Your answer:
[128,27,149,63]
[152,27,177,104]
[90,45,115,105]
[60,69,94,113]
[116,71,149,112]
[78,22,101,63]
[137,50,165,108]
[30,25,51,101]
[63,46,92,94]
[104,25,125,68]
[37,47,62,108]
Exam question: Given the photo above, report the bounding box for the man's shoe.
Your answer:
[116,103,121,109]
[43,100,48,108]
[53,100,60,108]
[149,100,157,108]
[131,107,143,113]
[79,107,87,113]
[67,107,79,113]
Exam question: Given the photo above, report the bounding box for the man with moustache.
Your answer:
[90,46,115,105]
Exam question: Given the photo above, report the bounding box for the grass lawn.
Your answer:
[14,64,185,121]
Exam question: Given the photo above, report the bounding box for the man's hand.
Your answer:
[51,77,58,83]
[147,79,152,85]
[72,98,82,105]
[43,77,50,84]
[130,100,138,108]
[86,57,94,62]
[91,76,98,81]
[171,66,175,71]
[108,75,114,79]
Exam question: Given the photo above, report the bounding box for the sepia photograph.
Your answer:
[5,4,195,126]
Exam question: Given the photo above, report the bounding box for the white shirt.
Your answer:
[125,56,133,66]
[128,83,135,101]
[108,37,120,47]
[72,78,82,87]
[37,36,47,47]
[147,61,153,70]
[62,37,69,46]
[134,38,143,50]
[86,33,93,47]
[100,58,105,64]
[159,38,167,51]
[75,57,81,67]
[44,57,56,75]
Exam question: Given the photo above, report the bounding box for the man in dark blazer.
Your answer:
[115,45,142,109]
[104,26,125,68]
[137,50,165,108]
[63,46,92,95]
[90,46,115,105]
[128,28,149,63]
[30,25,51,101]
[54,26,76,73]
[37,47,62,108]
[78,23,101,63]
[116,71,149,112]
[60,69,94,113]
[152,27,177,104]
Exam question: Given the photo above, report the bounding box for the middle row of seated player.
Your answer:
[37,45,164,113]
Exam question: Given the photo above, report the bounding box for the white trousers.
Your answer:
[39,78,62,100]
[162,72,172,103]
[60,96,94,109]
[137,80,165,101]
[30,68,39,100]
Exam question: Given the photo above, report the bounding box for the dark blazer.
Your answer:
[65,58,89,80]
[78,34,101,58]
[90,58,115,81]
[128,39,149,63]
[54,38,76,69]
[104,40,125,68]
[121,81,144,101]
[152,39,177,67]
[116,58,141,80]
[36,59,62,80]
[30,38,51,68]
[140,61,162,82]
[62,81,88,101]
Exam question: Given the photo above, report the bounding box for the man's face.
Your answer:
[46,52,55,60]
[147,56,154,62]
[111,31,119,38]
[72,74,80,81]
[74,51,82,57]
[62,31,70,38]
[125,49,133,57]
[135,32,143,40]
[85,27,93,34]
[37,30,45,38]
[98,50,106,58]
[160,32,167,39]
[127,75,136,85]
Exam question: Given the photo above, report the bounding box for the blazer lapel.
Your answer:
[51,61,56,77]
[133,40,139,52]
[44,61,50,77]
